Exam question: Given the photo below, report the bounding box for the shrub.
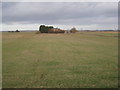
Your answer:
[15,30,20,32]
[70,27,78,33]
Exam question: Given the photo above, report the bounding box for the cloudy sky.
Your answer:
[1,2,118,31]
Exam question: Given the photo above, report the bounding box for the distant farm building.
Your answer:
[39,25,78,34]
[48,28,65,33]
[39,25,65,33]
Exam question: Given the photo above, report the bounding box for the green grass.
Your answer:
[100,33,118,36]
[81,32,119,37]
[95,32,118,36]
[2,32,118,88]
[0,32,2,89]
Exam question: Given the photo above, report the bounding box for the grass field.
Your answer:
[0,32,2,89]
[80,31,119,37]
[2,32,118,88]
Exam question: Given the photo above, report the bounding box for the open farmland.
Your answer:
[2,32,118,88]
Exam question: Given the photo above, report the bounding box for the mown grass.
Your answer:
[2,32,118,88]
[0,32,2,89]
[81,32,119,37]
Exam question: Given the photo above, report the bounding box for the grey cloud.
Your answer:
[2,2,118,26]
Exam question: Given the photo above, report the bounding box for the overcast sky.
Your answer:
[1,2,118,31]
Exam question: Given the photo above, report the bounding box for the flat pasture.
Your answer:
[2,31,118,88]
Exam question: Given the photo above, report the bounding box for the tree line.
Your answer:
[39,25,78,33]
[39,25,54,33]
